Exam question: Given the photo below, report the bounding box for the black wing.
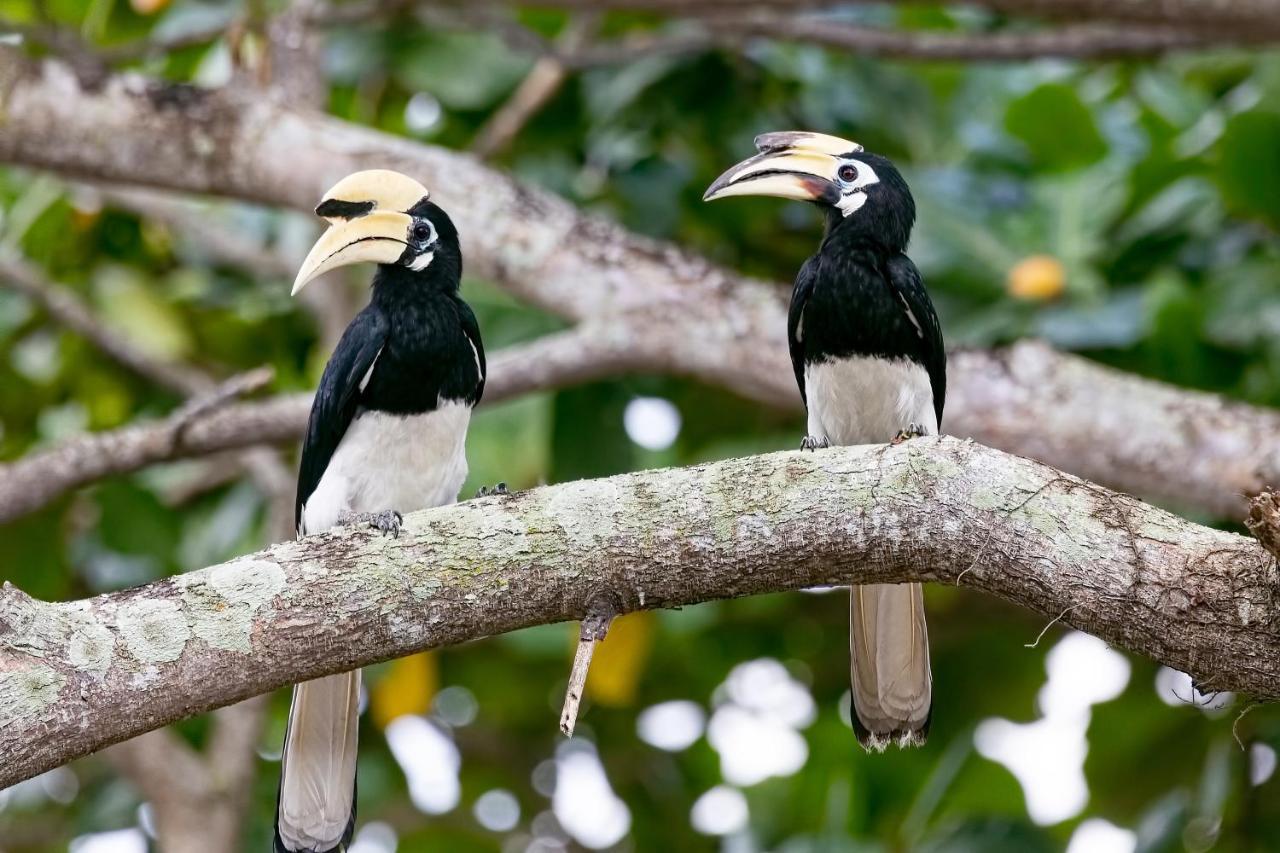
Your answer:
[787,255,820,406]
[457,298,486,407]
[295,306,389,531]
[884,254,946,428]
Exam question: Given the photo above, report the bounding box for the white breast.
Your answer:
[301,402,472,534]
[805,356,936,445]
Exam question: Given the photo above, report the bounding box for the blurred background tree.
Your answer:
[0,1,1278,851]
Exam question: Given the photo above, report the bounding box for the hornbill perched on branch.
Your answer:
[276,170,486,852]
[705,132,946,751]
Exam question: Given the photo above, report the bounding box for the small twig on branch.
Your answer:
[471,14,598,158]
[1246,489,1280,562]
[169,366,276,441]
[560,598,617,736]
[1024,604,1082,648]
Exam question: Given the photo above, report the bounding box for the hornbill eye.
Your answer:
[838,164,859,184]
[410,221,433,244]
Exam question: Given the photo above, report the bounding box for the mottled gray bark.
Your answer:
[2,438,1276,788]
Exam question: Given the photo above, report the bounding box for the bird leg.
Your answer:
[337,509,403,538]
[800,435,830,451]
[474,481,510,498]
[891,423,926,445]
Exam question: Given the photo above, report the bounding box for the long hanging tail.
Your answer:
[275,671,360,853]
[849,583,932,751]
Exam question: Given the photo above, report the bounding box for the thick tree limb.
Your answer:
[1,437,1276,787]
[1,54,1279,520]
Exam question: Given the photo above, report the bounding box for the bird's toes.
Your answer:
[371,510,403,538]
[475,482,511,498]
[800,435,830,451]
[890,423,925,446]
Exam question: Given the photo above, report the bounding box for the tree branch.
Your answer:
[0,254,212,396]
[0,324,641,523]
[1,54,1278,520]
[1,437,1276,788]
[703,18,1261,61]
[474,0,1280,38]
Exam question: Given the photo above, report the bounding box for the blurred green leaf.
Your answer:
[1005,84,1108,172]
[1215,109,1280,229]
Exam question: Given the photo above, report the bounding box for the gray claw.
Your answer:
[891,423,926,445]
[339,509,402,538]
[800,435,830,451]
[476,482,511,498]
[370,510,403,538]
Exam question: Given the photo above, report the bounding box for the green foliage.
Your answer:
[1,1,1278,851]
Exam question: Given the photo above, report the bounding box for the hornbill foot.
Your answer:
[890,423,926,445]
[338,509,403,538]
[800,435,830,452]
[475,482,510,498]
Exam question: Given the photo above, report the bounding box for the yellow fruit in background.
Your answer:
[584,611,655,707]
[1007,255,1066,301]
[371,651,438,729]
[130,0,171,14]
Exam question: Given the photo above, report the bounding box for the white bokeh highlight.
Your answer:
[1251,743,1277,786]
[707,658,816,786]
[386,715,461,815]
[623,397,682,451]
[690,786,749,836]
[69,829,147,853]
[404,92,443,134]
[1066,818,1137,853]
[1155,666,1234,711]
[349,821,398,853]
[974,632,1131,825]
[475,788,522,832]
[637,700,706,752]
[552,741,631,849]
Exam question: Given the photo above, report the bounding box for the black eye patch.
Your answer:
[315,199,375,219]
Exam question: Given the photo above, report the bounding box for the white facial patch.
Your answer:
[408,251,434,271]
[836,158,881,217]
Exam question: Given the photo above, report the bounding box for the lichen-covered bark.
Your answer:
[1,438,1276,788]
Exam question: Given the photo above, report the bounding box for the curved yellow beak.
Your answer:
[291,170,431,296]
[703,131,863,204]
[291,211,413,296]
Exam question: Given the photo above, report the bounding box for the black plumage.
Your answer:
[294,203,485,532]
[278,173,485,853]
[707,132,947,750]
[788,154,945,424]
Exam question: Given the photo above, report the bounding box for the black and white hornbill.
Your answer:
[705,132,946,751]
[276,170,485,852]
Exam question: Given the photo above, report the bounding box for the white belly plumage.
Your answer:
[805,355,936,445]
[300,402,471,534]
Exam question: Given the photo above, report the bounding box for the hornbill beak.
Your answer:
[703,131,864,205]
[291,169,431,296]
